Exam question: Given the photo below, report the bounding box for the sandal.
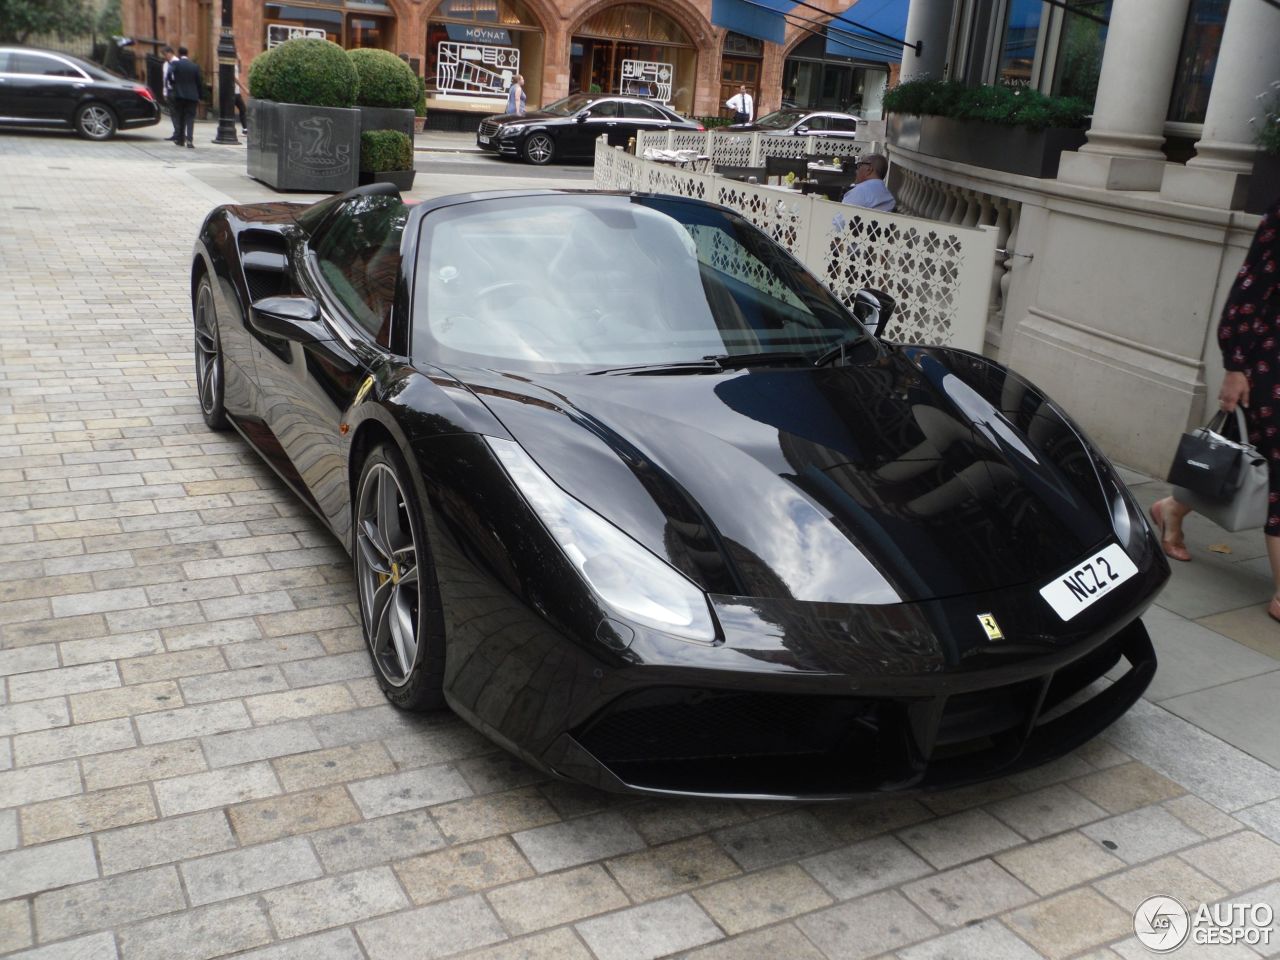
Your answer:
[1150,499,1191,562]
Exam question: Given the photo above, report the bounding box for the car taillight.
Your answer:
[135,85,155,102]
[696,123,706,131]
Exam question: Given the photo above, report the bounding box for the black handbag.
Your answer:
[1165,408,1254,500]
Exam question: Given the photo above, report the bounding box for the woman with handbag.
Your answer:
[1151,196,1280,615]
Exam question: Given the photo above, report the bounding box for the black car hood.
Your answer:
[458,346,1114,604]
[489,111,560,125]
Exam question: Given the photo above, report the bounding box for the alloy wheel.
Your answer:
[193,282,221,416]
[78,105,115,139]
[525,133,554,165]
[355,462,421,687]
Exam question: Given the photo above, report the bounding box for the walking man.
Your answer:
[169,47,202,149]
[161,46,180,141]
[725,84,753,124]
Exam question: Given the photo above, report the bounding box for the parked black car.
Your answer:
[728,108,864,138]
[477,94,703,164]
[189,184,1166,799]
[0,45,160,140]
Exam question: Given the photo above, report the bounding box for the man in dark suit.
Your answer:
[169,47,202,148]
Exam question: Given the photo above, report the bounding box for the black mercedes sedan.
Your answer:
[190,184,1166,799]
[476,94,703,164]
[0,46,160,140]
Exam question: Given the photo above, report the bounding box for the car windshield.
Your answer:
[754,110,806,129]
[542,94,595,116]
[412,194,874,374]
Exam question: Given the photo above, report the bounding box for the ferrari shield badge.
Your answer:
[977,613,1004,641]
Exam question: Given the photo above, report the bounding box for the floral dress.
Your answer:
[1218,197,1280,534]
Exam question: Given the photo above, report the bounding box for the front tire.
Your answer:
[75,102,117,140]
[354,444,447,711]
[523,132,555,165]
[193,276,229,430]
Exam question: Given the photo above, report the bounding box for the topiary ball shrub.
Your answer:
[246,45,275,100]
[348,48,419,109]
[414,76,427,119]
[256,38,359,108]
[360,129,413,172]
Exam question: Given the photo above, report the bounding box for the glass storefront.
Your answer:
[1167,0,1227,124]
[1051,0,1111,104]
[427,0,544,106]
[996,0,1042,86]
[569,4,696,115]
[783,31,888,119]
[264,2,394,49]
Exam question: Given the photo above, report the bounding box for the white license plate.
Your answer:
[478,135,490,144]
[1039,543,1138,621]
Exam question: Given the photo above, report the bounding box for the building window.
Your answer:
[348,15,393,49]
[1167,0,1227,124]
[427,0,544,105]
[996,0,1042,86]
[570,3,696,114]
[1051,1,1111,104]
[783,29,887,119]
[265,4,343,45]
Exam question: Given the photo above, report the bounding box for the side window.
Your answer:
[0,52,10,72]
[590,100,618,118]
[312,195,408,343]
[829,117,858,132]
[803,115,827,131]
[9,53,82,77]
[623,101,663,120]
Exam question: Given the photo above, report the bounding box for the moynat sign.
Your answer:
[444,24,513,46]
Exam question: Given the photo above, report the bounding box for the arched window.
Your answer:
[570,3,697,114]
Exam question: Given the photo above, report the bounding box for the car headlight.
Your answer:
[486,437,717,642]
[497,125,520,137]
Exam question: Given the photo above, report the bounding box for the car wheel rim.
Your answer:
[356,463,420,687]
[82,106,112,138]
[193,284,220,415]
[528,135,552,163]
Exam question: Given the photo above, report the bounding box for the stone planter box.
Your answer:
[358,169,416,191]
[887,113,1088,179]
[1245,152,1280,215]
[246,99,360,193]
[359,106,415,139]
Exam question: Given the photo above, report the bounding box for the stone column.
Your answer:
[899,0,952,82]
[1057,0,1191,190]
[1161,0,1280,208]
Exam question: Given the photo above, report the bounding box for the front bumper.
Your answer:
[543,616,1155,798]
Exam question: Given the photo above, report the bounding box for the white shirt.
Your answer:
[162,58,174,95]
[725,92,753,120]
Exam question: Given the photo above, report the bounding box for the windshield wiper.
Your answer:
[588,352,812,375]
[813,334,871,367]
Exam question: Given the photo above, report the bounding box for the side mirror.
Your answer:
[576,111,591,122]
[250,296,325,343]
[852,288,896,339]
[795,125,809,134]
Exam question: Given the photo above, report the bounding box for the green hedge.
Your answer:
[360,130,413,172]
[348,48,418,109]
[414,76,427,118]
[882,78,1090,131]
[248,38,359,108]
[1258,82,1280,155]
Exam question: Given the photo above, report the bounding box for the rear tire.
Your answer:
[354,443,447,711]
[75,102,117,140]
[523,132,555,165]
[193,275,229,430]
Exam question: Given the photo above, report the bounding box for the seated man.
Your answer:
[841,154,896,212]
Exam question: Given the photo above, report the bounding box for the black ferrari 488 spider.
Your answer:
[190,184,1167,799]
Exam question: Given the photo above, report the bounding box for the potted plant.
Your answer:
[884,78,1090,179]
[246,38,361,192]
[1246,80,1280,214]
[348,48,419,140]
[359,129,415,191]
[414,76,428,135]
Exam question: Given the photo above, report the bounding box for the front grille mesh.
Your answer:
[478,120,499,137]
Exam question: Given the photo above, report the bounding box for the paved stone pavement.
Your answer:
[2,124,1280,960]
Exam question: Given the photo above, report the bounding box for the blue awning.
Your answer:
[711,0,907,62]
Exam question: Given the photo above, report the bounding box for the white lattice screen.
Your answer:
[637,130,878,167]
[594,139,995,352]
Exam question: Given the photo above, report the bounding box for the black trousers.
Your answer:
[168,96,182,138]
[174,99,198,144]
[234,94,246,129]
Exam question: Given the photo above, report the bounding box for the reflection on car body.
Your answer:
[188,185,1167,800]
